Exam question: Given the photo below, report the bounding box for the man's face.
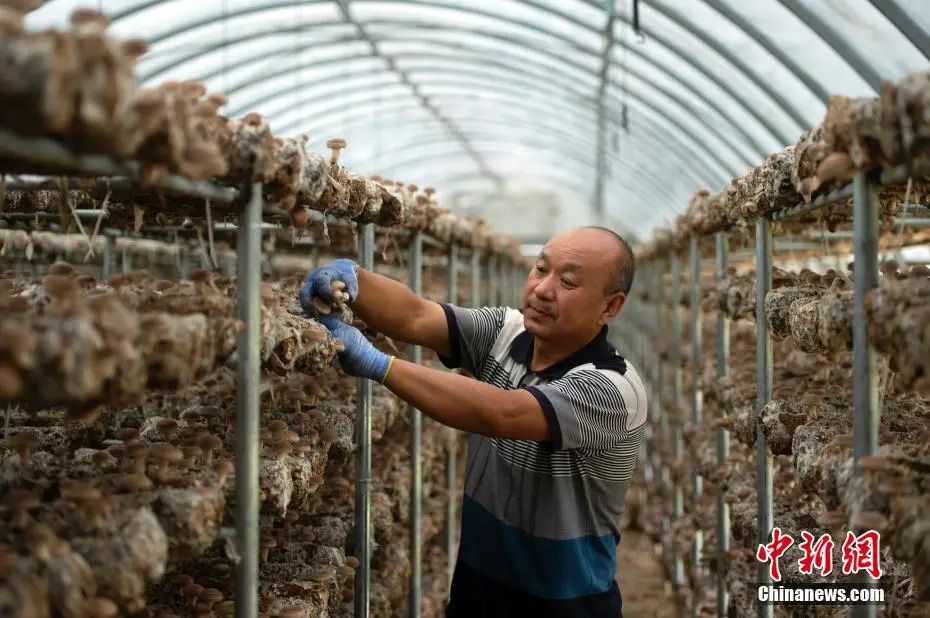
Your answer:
[521,229,626,341]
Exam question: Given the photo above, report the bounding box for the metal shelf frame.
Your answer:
[634,167,925,615]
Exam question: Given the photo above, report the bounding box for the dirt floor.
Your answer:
[616,528,681,618]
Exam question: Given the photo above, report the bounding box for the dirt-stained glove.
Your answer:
[298,259,359,315]
[318,315,395,383]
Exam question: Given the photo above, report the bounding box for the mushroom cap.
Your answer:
[326,138,348,149]
[3,489,39,510]
[156,418,179,434]
[816,510,846,527]
[150,444,184,463]
[267,420,288,433]
[851,511,888,531]
[124,440,150,459]
[116,473,152,491]
[48,261,75,276]
[7,432,39,450]
[197,434,224,452]
[856,455,891,471]
[82,597,119,618]
[60,483,102,503]
[200,588,224,603]
[69,8,111,28]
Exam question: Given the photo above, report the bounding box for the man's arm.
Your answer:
[350,268,452,357]
[383,357,550,441]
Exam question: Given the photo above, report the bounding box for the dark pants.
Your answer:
[445,561,623,618]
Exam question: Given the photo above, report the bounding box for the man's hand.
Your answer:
[298,259,359,314]
[319,316,394,382]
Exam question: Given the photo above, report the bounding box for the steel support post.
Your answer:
[852,172,880,618]
[670,251,685,589]
[409,231,424,618]
[234,181,262,618]
[445,243,459,596]
[354,223,375,618]
[487,254,498,306]
[715,232,731,618]
[690,236,704,574]
[755,219,774,618]
[121,235,132,274]
[102,234,113,280]
[471,249,481,308]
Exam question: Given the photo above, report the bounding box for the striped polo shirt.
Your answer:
[439,304,648,618]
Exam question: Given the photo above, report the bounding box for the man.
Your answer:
[299,226,647,617]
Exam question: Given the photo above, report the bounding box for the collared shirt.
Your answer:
[438,304,648,618]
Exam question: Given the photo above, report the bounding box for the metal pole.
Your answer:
[852,172,880,618]
[715,231,731,618]
[689,236,704,575]
[354,223,374,618]
[102,234,113,281]
[471,248,481,308]
[235,181,262,618]
[121,236,132,274]
[445,243,459,597]
[487,253,498,307]
[409,231,423,618]
[755,218,774,618]
[670,251,685,589]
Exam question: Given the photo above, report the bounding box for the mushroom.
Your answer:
[326,137,347,165]
[214,459,235,486]
[82,597,119,618]
[183,583,205,608]
[2,490,38,528]
[196,433,223,467]
[7,432,40,468]
[199,588,224,612]
[259,531,277,562]
[156,418,180,442]
[123,440,150,475]
[851,511,888,533]
[150,444,184,480]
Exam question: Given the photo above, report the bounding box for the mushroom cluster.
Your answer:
[635,264,930,617]
[636,68,930,260]
[0,264,338,413]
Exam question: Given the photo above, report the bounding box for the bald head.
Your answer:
[581,226,635,296]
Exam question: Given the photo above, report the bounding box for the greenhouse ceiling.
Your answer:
[27,0,930,242]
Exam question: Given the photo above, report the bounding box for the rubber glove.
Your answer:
[319,316,394,382]
[298,259,359,314]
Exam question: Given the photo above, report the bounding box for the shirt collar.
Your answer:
[508,324,623,379]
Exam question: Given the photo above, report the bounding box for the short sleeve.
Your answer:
[524,368,647,451]
[437,304,508,377]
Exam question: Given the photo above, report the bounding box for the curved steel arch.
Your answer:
[157,17,782,151]
[869,0,930,60]
[612,0,813,127]
[277,83,741,180]
[228,62,592,121]
[391,158,670,221]
[292,92,731,186]
[778,0,883,92]
[355,130,684,212]
[340,112,711,190]
[702,0,830,102]
[405,164,672,230]
[139,22,354,82]
[221,41,768,163]
[114,0,797,146]
[238,61,757,170]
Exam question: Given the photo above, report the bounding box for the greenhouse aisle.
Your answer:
[616,528,680,618]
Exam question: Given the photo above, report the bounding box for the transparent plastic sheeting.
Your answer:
[26,0,930,238]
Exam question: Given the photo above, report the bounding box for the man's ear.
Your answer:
[600,292,626,323]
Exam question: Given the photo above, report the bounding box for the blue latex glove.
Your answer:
[319,315,393,382]
[298,259,359,314]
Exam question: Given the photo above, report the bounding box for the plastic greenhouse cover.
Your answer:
[23,0,930,237]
